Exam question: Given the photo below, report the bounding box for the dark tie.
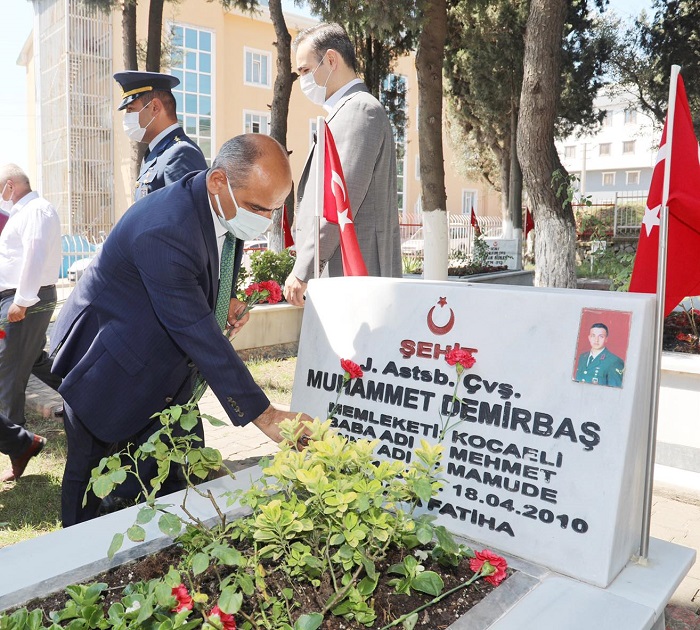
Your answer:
[191,234,236,403]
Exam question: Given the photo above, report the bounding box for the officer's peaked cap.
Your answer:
[113,71,180,110]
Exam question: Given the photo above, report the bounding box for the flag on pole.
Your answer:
[470,207,481,236]
[525,207,535,238]
[628,71,700,315]
[322,121,368,276]
[281,204,294,249]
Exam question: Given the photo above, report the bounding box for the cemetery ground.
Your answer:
[2,356,699,628]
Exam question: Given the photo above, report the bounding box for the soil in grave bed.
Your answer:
[12,544,511,629]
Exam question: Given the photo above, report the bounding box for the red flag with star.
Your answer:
[281,204,294,249]
[323,120,368,276]
[470,207,481,236]
[525,207,534,238]
[629,72,700,315]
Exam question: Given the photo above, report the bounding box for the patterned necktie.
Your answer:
[191,233,236,403]
[214,233,236,330]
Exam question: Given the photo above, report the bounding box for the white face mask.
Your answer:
[0,183,13,213]
[300,52,332,105]
[122,101,155,143]
[213,174,272,241]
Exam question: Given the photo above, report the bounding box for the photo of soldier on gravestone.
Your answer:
[573,309,631,388]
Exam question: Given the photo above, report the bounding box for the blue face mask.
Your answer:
[213,174,272,241]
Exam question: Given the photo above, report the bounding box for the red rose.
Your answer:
[208,605,237,630]
[469,549,508,586]
[445,348,476,370]
[171,583,193,612]
[259,280,282,304]
[340,358,363,380]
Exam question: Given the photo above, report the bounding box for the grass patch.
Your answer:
[0,415,65,547]
[245,356,297,407]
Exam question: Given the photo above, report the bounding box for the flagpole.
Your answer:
[314,116,326,280]
[639,64,679,560]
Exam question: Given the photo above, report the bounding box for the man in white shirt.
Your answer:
[283,23,402,306]
[0,164,61,480]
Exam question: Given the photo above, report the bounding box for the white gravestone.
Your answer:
[484,238,519,270]
[291,277,655,588]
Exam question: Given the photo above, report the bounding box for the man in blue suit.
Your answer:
[114,71,208,201]
[51,134,310,526]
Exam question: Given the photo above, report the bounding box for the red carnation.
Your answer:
[0,329,5,339]
[677,333,693,342]
[208,605,237,630]
[244,282,262,297]
[340,358,363,380]
[171,583,193,612]
[469,549,508,586]
[259,280,282,304]
[445,348,476,370]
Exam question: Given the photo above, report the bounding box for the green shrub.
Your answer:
[236,249,295,295]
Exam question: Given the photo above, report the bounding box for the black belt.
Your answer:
[0,284,55,300]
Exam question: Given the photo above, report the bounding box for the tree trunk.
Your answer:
[508,102,523,232]
[415,0,447,281]
[122,0,143,184]
[145,0,165,72]
[517,0,576,288]
[268,0,294,253]
[500,135,511,237]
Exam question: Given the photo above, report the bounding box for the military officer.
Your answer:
[114,70,207,201]
[574,323,625,388]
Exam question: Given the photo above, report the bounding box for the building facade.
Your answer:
[556,88,658,204]
[20,0,500,237]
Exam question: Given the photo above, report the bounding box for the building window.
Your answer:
[623,140,636,154]
[602,110,613,127]
[244,48,271,87]
[602,172,615,186]
[599,143,611,156]
[624,108,637,124]
[309,119,317,151]
[244,111,270,134]
[626,171,640,186]
[415,155,420,180]
[564,145,576,159]
[170,25,214,165]
[462,190,478,215]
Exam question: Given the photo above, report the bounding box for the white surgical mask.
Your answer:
[300,52,332,105]
[0,183,13,213]
[214,175,272,241]
[122,101,155,143]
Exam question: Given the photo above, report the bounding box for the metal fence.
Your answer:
[573,191,646,240]
[60,232,106,280]
[399,212,503,258]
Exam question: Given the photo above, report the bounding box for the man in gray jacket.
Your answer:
[284,23,402,306]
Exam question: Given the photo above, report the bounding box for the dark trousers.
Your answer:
[61,401,203,527]
[0,411,34,458]
[0,285,62,426]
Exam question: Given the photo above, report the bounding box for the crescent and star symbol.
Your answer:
[331,169,353,232]
[427,297,455,335]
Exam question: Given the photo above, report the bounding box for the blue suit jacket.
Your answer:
[51,171,269,442]
[134,127,207,201]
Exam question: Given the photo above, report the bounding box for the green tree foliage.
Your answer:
[609,0,700,132]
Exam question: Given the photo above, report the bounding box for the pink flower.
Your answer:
[171,583,193,612]
[340,358,363,380]
[208,605,237,630]
[445,348,476,370]
[469,549,508,586]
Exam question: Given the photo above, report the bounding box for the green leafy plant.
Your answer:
[401,255,423,275]
[552,169,592,209]
[2,360,509,630]
[247,250,295,290]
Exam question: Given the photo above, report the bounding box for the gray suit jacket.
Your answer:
[292,83,402,282]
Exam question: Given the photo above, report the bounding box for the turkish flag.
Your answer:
[281,204,294,249]
[629,71,700,315]
[525,207,535,238]
[323,121,368,276]
[470,207,481,236]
